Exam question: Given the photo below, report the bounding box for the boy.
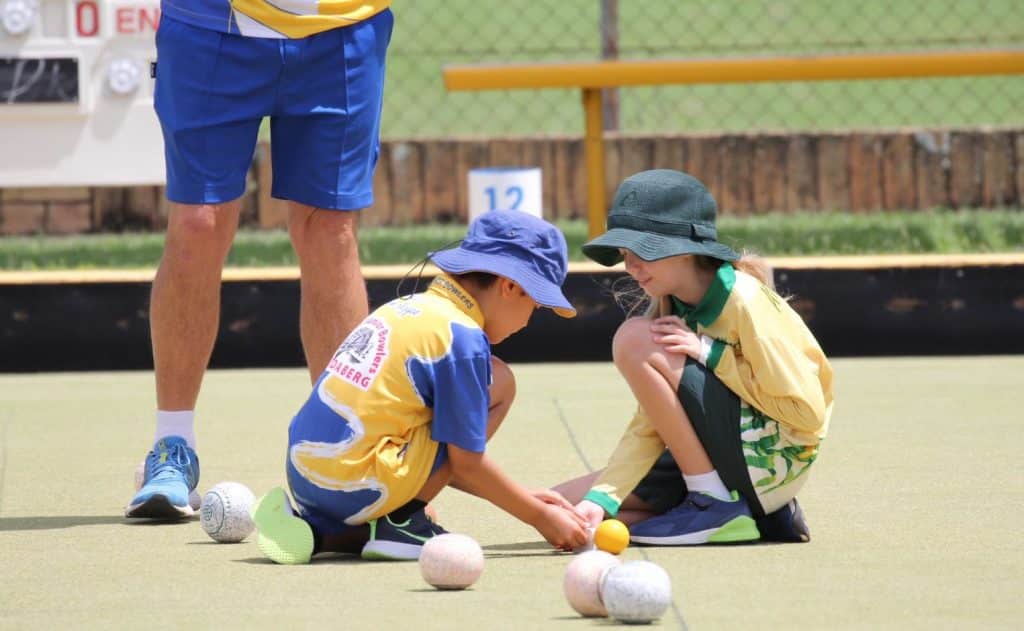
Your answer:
[253,210,590,564]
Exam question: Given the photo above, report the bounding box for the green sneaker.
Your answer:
[251,487,314,565]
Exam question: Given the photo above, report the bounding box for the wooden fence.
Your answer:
[0,128,1020,235]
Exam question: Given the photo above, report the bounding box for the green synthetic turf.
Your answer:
[2,210,1023,270]
[1,358,1021,629]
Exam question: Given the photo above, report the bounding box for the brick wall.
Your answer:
[1,128,1020,236]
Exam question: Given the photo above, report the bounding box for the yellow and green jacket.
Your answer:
[585,262,833,515]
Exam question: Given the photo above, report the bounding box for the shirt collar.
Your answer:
[670,261,735,328]
[427,273,486,327]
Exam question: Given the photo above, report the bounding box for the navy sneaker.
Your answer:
[361,508,448,561]
[756,498,810,543]
[125,436,199,520]
[629,490,760,545]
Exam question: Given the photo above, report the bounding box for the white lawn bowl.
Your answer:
[200,482,256,543]
[601,560,673,624]
[419,533,485,590]
[563,549,622,617]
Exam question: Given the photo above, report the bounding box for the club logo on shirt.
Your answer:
[326,317,391,390]
[391,298,422,317]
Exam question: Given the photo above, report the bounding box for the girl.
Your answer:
[252,210,589,564]
[558,169,833,545]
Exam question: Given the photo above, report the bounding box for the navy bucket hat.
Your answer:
[430,210,576,318]
[582,169,738,266]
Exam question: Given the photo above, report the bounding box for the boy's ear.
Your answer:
[499,277,523,297]
[499,277,516,296]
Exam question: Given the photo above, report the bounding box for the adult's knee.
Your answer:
[165,204,237,261]
[289,207,359,261]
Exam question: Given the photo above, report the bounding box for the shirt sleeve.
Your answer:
[583,406,665,516]
[425,322,492,453]
[428,354,491,452]
[708,300,830,435]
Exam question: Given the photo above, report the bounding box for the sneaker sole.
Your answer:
[361,540,423,561]
[125,494,194,520]
[631,515,760,546]
[251,488,314,565]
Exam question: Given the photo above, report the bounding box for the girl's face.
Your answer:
[483,279,539,344]
[620,249,693,298]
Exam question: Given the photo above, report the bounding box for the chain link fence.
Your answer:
[381,0,1024,138]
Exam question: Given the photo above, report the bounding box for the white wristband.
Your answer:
[698,335,714,365]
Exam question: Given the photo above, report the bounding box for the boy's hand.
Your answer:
[531,489,589,527]
[651,316,700,359]
[575,499,606,528]
[534,504,589,551]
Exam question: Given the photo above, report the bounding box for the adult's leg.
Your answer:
[127,201,240,518]
[151,201,242,410]
[288,204,368,382]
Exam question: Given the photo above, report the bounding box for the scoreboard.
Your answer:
[0,0,164,186]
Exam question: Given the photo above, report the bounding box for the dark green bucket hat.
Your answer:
[582,169,738,266]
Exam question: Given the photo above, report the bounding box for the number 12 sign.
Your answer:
[467,167,543,221]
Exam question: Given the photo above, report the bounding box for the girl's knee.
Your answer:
[612,317,657,366]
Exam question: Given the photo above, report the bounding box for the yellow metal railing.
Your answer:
[443,50,1024,238]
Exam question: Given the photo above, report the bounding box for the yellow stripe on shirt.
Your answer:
[231,0,391,38]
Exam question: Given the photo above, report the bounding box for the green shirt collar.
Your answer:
[670,262,735,328]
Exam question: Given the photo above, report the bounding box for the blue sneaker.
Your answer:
[125,436,200,520]
[629,490,760,545]
[134,460,200,512]
[361,509,448,561]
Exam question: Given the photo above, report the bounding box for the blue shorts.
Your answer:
[286,443,448,537]
[154,10,393,210]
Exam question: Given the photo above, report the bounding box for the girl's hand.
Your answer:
[651,316,701,359]
[575,499,606,529]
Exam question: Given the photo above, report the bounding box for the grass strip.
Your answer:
[1,210,1021,270]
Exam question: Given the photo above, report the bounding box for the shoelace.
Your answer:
[672,494,711,513]
[145,444,193,482]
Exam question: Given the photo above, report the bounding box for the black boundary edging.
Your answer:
[1,259,1022,372]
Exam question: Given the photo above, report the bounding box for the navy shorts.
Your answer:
[154,10,393,210]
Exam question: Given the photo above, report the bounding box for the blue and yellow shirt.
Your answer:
[287,274,492,523]
[161,1,391,38]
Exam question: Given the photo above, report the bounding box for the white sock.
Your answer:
[683,470,731,501]
[155,410,196,449]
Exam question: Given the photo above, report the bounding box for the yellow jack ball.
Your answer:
[593,519,630,554]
